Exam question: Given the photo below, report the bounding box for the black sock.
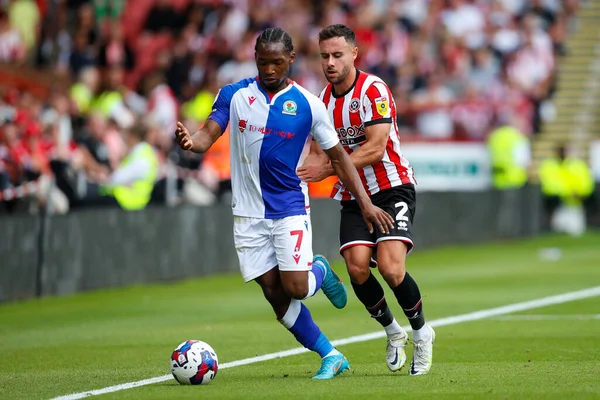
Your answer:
[351,272,395,327]
[391,272,425,330]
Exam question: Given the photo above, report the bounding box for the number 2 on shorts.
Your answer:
[394,201,409,222]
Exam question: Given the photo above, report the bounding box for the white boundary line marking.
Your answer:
[50,286,600,400]
[493,314,600,321]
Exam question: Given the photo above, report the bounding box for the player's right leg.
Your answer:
[255,268,350,379]
[313,254,347,309]
[273,215,350,379]
[233,216,349,379]
[339,204,408,372]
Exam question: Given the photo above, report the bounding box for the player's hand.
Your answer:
[297,163,333,182]
[175,121,194,151]
[361,203,395,234]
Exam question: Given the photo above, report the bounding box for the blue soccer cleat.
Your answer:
[312,353,350,380]
[313,254,347,309]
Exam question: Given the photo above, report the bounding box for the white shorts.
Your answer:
[233,214,314,282]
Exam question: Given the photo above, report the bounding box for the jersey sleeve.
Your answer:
[310,98,339,150]
[207,85,234,133]
[361,81,393,127]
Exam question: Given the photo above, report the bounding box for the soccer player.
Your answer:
[297,24,435,376]
[175,27,395,380]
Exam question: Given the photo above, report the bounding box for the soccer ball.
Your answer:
[170,340,219,385]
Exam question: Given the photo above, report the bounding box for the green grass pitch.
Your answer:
[1,232,599,399]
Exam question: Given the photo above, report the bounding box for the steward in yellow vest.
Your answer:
[487,125,530,190]
[100,123,159,210]
[539,146,595,235]
[539,146,594,207]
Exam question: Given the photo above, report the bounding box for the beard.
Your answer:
[325,64,351,84]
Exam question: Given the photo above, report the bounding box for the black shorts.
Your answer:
[339,184,416,254]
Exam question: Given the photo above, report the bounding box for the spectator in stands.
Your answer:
[0,121,26,187]
[94,0,125,25]
[74,112,112,179]
[97,20,135,72]
[411,71,455,139]
[441,0,486,45]
[469,45,501,95]
[142,72,178,150]
[8,0,40,58]
[451,84,496,140]
[507,29,555,133]
[40,92,74,160]
[68,29,95,76]
[75,2,98,47]
[0,9,25,64]
[143,0,183,34]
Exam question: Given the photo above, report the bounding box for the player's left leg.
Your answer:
[376,240,434,375]
[374,184,434,375]
[256,268,350,379]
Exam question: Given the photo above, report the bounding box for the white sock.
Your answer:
[412,324,431,342]
[324,348,340,358]
[304,271,317,299]
[384,319,405,337]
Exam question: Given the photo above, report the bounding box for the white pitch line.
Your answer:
[50,286,600,400]
[493,314,600,321]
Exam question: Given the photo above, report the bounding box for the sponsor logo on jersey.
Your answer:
[248,96,256,105]
[337,124,366,145]
[336,124,365,138]
[238,121,296,140]
[282,100,297,115]
[375,96,389,116]
[340,136,367,146]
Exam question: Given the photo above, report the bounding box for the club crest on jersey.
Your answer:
[375,96,389,116]
[282,100,297,115]
[349,98,360,113]
[238,119,247,133]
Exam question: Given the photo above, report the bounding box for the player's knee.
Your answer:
[282,279,309,299]
[346,262,370,284]
[378,258,406,287]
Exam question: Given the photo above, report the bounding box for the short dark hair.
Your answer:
[318,24,356,45]
[255,27,294,52]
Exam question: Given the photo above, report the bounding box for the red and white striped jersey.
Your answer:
[319,69,415,201]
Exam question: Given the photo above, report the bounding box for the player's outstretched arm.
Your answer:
[175,120,223,154]
[325,143,395,234]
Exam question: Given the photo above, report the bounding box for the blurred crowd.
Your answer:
[0,0,581,214]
